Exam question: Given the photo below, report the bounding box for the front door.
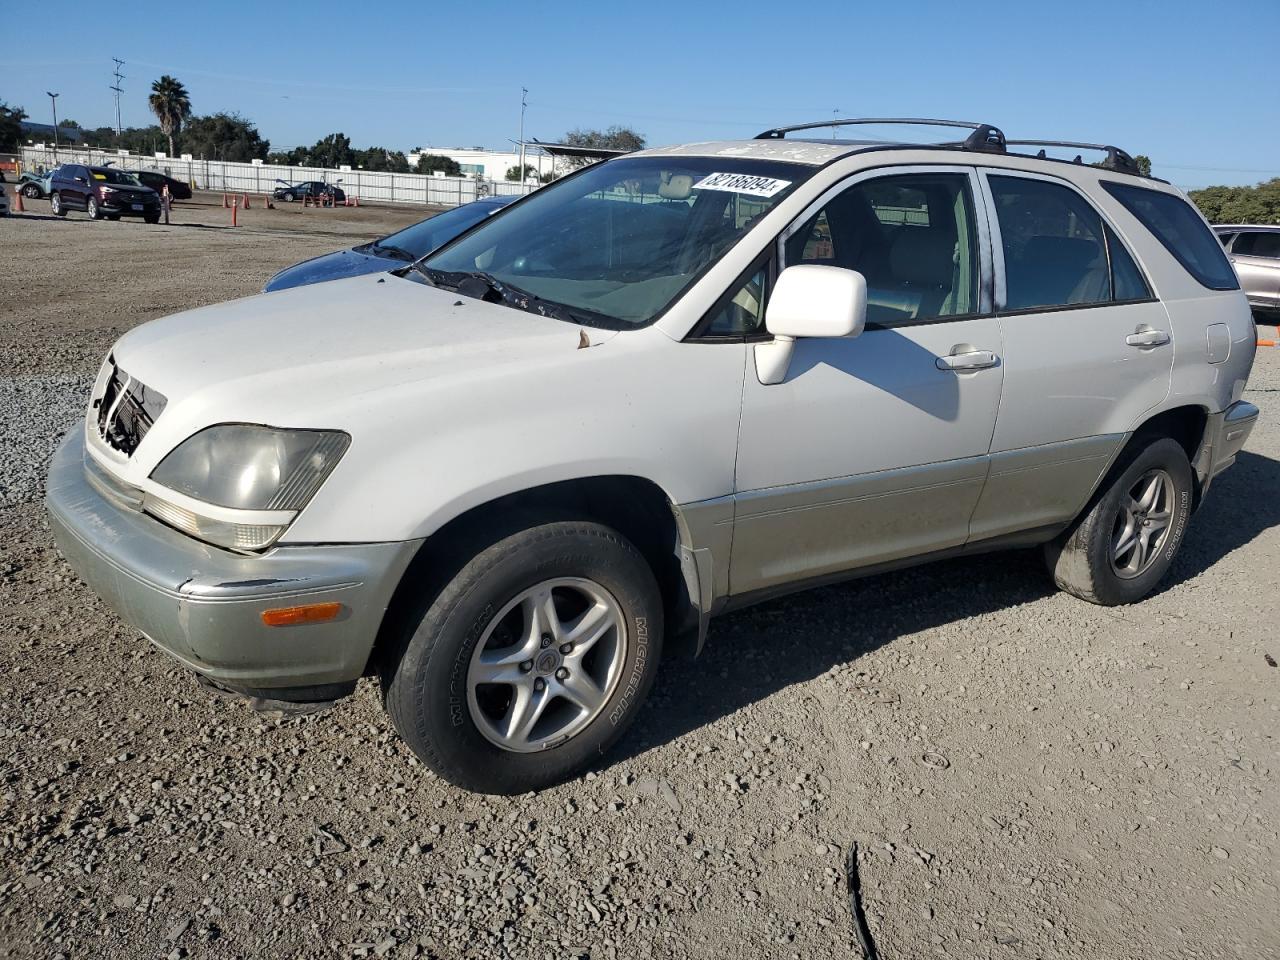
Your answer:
[730,167,1004,596]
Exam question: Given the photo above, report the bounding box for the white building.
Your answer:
[407,146,554,183]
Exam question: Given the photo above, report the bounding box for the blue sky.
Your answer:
[3,0,1277,189]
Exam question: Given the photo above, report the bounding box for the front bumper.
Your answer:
[100,199,160,215]
[45,430,421,693]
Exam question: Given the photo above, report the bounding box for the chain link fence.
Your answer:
[17,146,538,208]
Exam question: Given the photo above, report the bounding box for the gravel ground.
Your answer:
[1,204,1278,960]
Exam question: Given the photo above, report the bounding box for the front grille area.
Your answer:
[93,359,167,456]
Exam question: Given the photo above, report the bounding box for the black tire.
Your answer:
[50,192,66,217]
[1044,436,1193,605]
[282,191,294,202]
[144,214,160,224]
[382,520,663,794]
[87,196,102,220]
[22,183,40,199]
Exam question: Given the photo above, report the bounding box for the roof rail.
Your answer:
[755,117,1007,154]
[1005,140,1141,175]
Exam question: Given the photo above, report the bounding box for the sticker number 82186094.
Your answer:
[691,172,792,198]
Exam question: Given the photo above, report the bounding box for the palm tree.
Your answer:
[148,76,191,158]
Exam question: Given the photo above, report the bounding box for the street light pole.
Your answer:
[518,87,528,188]
[47,91,60,157]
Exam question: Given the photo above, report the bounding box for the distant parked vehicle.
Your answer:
[264,195,517,292]
[1215,225,1280,318]
[49,164,162,223]
[127,170,192,201]
[17,169,53,199]
[273,180,346,203]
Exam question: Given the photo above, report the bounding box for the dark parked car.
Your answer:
[127,170,192,200]
[263,195,517,292]
[49,164,161,222]
[272,180,346,203]
[17,169,53,199]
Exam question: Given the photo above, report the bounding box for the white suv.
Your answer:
[47,119,1259,793]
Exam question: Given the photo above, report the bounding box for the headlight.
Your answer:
[145,424,350,551]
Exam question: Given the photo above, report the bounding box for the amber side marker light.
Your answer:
[261,602,344,627]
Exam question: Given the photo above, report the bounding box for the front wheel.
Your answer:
[1045,437,1193,605]
[87,196,102,220]
[22,183,40,199]
[382,520,663,794]
[282,191,294,202]
[50,192,66,216]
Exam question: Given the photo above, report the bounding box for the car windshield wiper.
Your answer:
[451,271,617,327]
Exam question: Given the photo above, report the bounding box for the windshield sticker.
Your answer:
[692,172,792,198]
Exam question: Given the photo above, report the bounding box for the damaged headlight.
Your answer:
[145,424,350,551]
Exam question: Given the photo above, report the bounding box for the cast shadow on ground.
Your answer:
[613,448,1280,764]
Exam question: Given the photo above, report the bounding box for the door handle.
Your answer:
[1126,326,1170,348]
[936,350,999,371]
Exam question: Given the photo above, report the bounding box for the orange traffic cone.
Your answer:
[242,193,250,209]
[13,186,24,213]
[222,193,229,208]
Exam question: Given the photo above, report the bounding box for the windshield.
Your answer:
[92,169,142,186]
[380,201,504,258]
[421,157,811,328]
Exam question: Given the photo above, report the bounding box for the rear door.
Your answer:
[967,170,1173,542]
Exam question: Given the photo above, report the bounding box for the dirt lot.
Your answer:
[1,196,1278,960]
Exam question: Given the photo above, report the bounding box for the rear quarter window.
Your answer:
[1101,182,1239,291]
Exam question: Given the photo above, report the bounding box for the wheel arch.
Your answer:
[365,474,706,680]
[1129,404,1211,509]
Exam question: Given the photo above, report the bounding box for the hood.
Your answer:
[109,272,618,466]
[263,246,399,292]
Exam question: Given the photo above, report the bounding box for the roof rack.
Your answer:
[755,117,1007,154]
[1004,140,1140,175]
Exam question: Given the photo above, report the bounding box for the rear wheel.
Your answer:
[1045,437,1193,605]
[382,520,663,794]
[50,192,66,217]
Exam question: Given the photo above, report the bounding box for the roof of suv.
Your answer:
[631,117,1160,183]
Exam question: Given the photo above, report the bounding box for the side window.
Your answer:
[1100,182,1239,290]
[702,267,768,337]
[1107,225,1152,301]
[785,172,979,324]
[1235,232,1280,259]
[989,175,1111,310]
[1217,232,1235,249]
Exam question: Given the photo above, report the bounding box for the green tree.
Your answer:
[416,153,462,176]
[505,163,538,181]
[0,101,27,152]
[1189,178,1280,225]
[354,146,410,172]
[306,132,354,169]
[1133,155,1152,177]
[181,113,270,162]
[148,75,192,158]
[560,125,645,168]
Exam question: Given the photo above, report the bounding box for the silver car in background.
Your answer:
[1216,225,1280,318]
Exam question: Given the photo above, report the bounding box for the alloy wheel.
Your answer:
[466,577,627,753]
[1110,468,1174,579]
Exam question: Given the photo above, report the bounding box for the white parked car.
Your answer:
[47,119,1259,793]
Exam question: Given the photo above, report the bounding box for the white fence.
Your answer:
[18,146,538,208]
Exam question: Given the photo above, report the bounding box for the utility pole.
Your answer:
[832,108,839,140]
[47,92,60,157]
[110,59,125,138]
[518,87,528,188]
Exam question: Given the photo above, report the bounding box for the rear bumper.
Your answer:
[1196,400,1259,500]
[46,430,421,693]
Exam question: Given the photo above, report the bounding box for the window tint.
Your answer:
[989,175,1111,310]
[1107,226,1151,301]
[786,172,978,324]
[703,267,768,337]
[1233,232,1280,259]
[1101,182,1239,290]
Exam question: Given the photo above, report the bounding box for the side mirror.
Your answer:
[755,265,868,384]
